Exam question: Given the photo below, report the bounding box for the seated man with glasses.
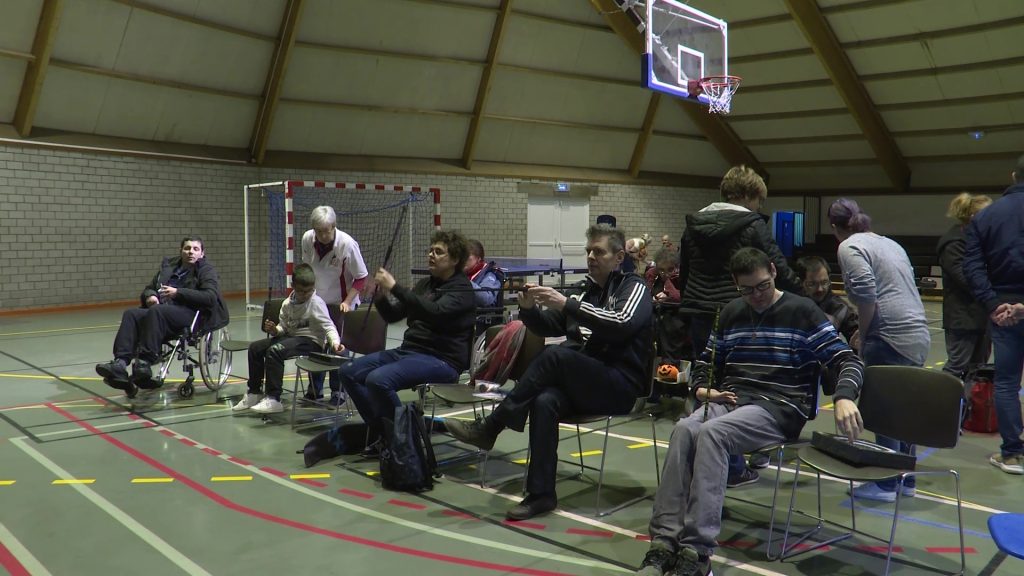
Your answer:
[635,247,864,576]
[797,256,860,351]
[339,230,476,453]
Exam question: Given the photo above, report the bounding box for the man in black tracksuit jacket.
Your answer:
[447,224,653,520]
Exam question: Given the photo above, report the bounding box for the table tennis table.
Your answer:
[412,257,589,287]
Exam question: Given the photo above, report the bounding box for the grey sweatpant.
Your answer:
[648,403,786,556]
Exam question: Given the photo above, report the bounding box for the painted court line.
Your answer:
[10,437,212,576]
[290,473,331,480]
[0,480,15,486]
[51,478,95,485]
[0,519,52,576]
[131,478,175,484]
[210,476,253,482]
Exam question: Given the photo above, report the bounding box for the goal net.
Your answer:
[243,180,440,309]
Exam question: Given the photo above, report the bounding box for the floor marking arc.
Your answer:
[0,519,51,576]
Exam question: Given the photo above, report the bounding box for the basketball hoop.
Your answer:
[699,75,742,114]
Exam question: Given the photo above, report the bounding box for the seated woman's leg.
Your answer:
[340,350,402,438]
[363,350,458,431]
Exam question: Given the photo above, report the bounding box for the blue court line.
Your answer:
[916,447,938,462]
[839,499,990,539]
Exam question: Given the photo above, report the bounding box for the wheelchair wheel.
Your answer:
[198,327,231,391]
[178,377,194,399]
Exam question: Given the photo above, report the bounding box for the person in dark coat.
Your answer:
[937,192,993,380]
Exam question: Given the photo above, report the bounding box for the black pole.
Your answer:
[360,201,409,332]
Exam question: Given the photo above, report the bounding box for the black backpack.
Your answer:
[379,402,438,492]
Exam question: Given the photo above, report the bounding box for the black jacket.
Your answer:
[964,184,1024,313]
[938,224,989,331]
[141,257,229,331]
[679,205,801,308]
[379,273,476,372]
[519,270,653,395]
[818,291,859,342]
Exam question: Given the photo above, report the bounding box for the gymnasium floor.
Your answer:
[0,301,1019,575]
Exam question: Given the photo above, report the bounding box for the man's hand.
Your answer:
[697,388,737,405]
[263,319,278,335]
[339,302,352,314]
[526,285,567,311]
[158,284,178,301]
[994,303,1024,326]
[991,302,1013,325]
[374,268,396,292]
[145,295,159,307]
[849,329,861,351]
[834,398,864,442]
[332,342,345,354]
[519,283,537,309]
[655,291,669,302]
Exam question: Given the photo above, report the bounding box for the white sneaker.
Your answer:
[232,393,261,411]
[251,397,284,414]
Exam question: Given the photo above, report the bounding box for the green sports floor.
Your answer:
[0,301,1020,575]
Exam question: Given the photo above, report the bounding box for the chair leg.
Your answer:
[290,370,302,430]
[595,418,611,516]
[650,414,660,486]
[765,444,786,560]
[574,425,585,478]
[884,475,906,576]
[953,470,965,576]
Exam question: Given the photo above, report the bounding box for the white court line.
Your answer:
[32,407,233,439]
[10,437,212,576]
[0,519,53,576]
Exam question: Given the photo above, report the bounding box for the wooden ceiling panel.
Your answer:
[650,98,705,137]
[140,0,288,37]
[151,91,256,148]
[640,134,730,177]
[910,156,1019,189]
[32,66,106,133]
[499,14,636,81]
[847,28,1024,76]
[733,54,829,87]
[767,164,891,190]
[0,59,27,124]
[474,117,635,170]
[750,139,874,163]
[485,67,648,130]
[110,8,272,95]
[51,0,130,68]
[897,130,1024,158]
[728,85,845,116]
[730,20,810,58]
[0,0,43,52]
[687,0,789,24]
[824,0,1024,43]
[283,46,482,112]
[300,0,494,61]
[880,101,1022,132]
[513,0,607,27]
[730,113,860,140]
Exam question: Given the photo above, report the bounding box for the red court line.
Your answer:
[201,448,222,457]
[441,510,476,520]
[634,535,651,541]
[227,457,252,466]
[388,499,427,511]
[158,429,177,438]
[858,545,904,553]
[503,520,546,530]
[926,547,976,554]
[720,540,758,549]
[260,466,287,477]
[339,488,374,500]
[44,403,577,576]
[177,438,197,447]
[297,479,327,488]
[0,536,31,576]
[565,528,613,539]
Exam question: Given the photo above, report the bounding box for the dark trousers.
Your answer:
[862,336,920,491]
[491,346,637,496]
[341,349,459,440]
[942,329,991,379]
[247,336,318,400]
[113,304,196,363]
[308,369,341,394]
[991,320,1024,456]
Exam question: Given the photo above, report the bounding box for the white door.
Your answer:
[527,197,589,268]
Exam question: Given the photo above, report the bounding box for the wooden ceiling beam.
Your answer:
[0,48,35,62]
[249,0,305,164]
[13,0,64,137]
[462,0,512,170]
[628,92,661,177]
[784,0,908,192]
[588,0,764,176]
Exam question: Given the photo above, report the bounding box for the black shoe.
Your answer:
[360,441,382,459]
[445,417,498,451]
[748,452,771,469]
[96,361,129,386]
[505,493,557,521]
[130,360,157,389]
[726,467,759,489]
[665,546,711,576]
[637,543,676,576]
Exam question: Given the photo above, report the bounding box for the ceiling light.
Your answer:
[969,130,985,140]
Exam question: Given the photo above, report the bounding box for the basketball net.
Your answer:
[699,75,742,114]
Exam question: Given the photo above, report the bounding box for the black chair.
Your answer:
[779,366,965,576]
[218,298,284,395]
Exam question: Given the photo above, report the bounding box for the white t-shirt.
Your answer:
[300,229,368,306]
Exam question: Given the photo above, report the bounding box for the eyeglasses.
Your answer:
[736,279,773,296]
[426,247,448,257]
[803,280,831,290]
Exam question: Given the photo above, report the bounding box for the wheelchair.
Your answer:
[152,310,231,399]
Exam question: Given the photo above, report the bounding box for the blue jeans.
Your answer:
[308,368,341,395]
[340,349,458,440]
[861,336,920,491]
[991,320,1024,456]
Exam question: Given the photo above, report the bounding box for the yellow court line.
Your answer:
[289,473,330,480]
[0,480,15,486]
[935,361,946,366]
[569,450,603,458]
[512,458,528,465]
[820,402,834,410]
[366,471,379,477]
[52,479,95,485]
[628,442,654,449]
[210,476,253,482]
[0,324,119,337]
[131,478,175,484]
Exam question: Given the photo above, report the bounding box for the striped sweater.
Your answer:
[691,292,863,440]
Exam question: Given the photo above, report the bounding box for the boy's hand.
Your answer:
[263,319,278,334]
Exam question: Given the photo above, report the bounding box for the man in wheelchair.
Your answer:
[96,236,228,397]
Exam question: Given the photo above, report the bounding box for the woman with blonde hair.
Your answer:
[937,192,993,381]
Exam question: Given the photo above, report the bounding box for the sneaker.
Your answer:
[303,387,322,402]
[328,392,346,407]
[130,360,158,389]
[665,546,712,576]
[849,482,897,503]
[96,360,137,399]
[726,467,759,488]
[901,486,917,498]
[506,493,557,521]
[748,452,771,469]
[445,417,499,451]
[636,543,676,576]
[360,440,382,459]
[990,453,1024,475]
[250,397,284,414]
[232,394,261,411]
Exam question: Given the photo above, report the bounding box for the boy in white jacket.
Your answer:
[234,264,344,414]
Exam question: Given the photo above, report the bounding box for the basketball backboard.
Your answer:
[635,0,728,106]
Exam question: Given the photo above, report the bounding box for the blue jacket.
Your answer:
[963,183,1024,313]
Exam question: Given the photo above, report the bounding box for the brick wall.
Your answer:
[0,144,718,310]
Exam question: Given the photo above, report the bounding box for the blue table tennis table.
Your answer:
[412,257,588,287]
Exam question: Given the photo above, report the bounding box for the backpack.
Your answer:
[300,420,369,468]
[962,364,998,433]
[472,320,526,385]
[379,402,438,492]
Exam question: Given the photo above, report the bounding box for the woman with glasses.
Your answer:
[829,198,930,503]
